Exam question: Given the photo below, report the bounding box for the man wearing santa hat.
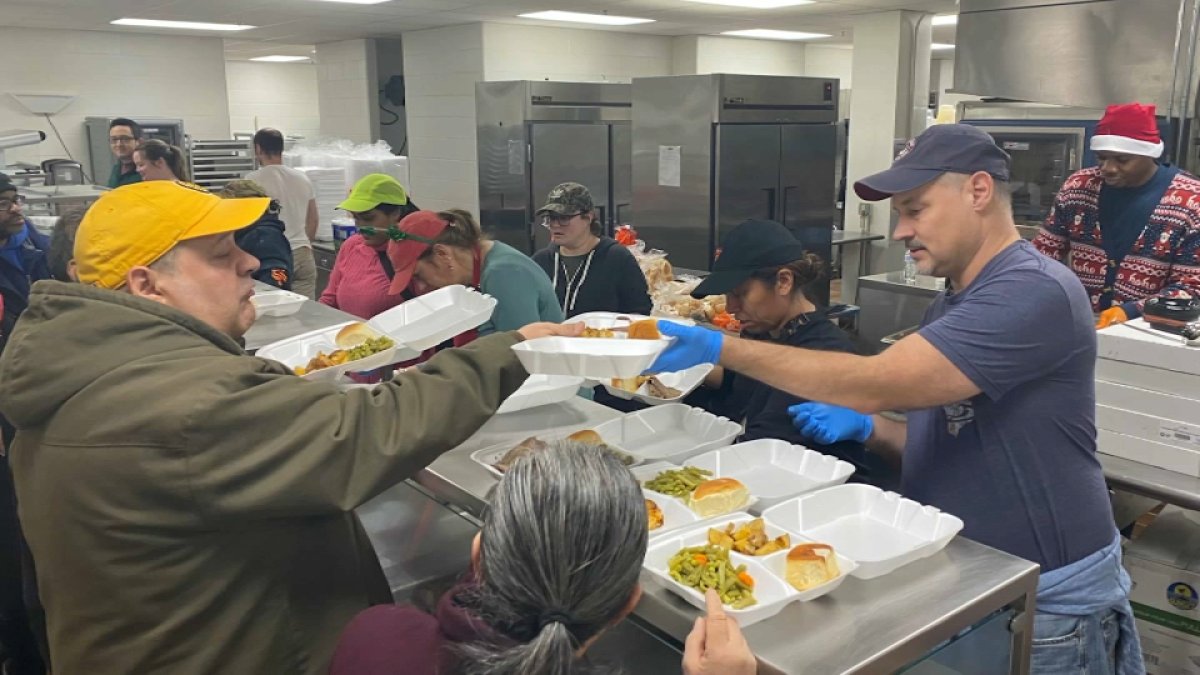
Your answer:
[1035,102,1200,327]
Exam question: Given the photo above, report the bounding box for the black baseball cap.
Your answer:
[692,219,810,298]
[0,173,14,194]
[854,124,1011,202]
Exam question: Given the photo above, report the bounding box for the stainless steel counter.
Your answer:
[1099,453,1200,512]
[243,283,356,351]
[833,230,887,283]
[856,272,945,346]
[371,397,1041,675]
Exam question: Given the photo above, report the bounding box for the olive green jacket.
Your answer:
[0,281,528,674]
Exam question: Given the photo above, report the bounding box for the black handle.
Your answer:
[763,187,777,220]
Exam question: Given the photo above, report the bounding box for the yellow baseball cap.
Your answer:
[337,173,409,213]
[76,181,270,290]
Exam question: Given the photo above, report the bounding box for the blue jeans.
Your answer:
[1031,608,1123,674]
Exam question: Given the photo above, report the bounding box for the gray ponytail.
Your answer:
[456,441,647,675]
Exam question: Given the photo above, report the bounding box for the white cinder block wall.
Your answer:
[316,39,379,144]
[225,61,321,141]
[693,36,806,76]
[0,27,230,169]
[482,24,674,83]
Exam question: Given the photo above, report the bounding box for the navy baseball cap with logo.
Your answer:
[854,124,1012,202]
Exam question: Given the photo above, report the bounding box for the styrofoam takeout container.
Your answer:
[601,364,714,406]
[251,289,307,317]
[633,461,759,519]
[257,321,419,382]
[470,431,643,479]
[643,513,857,626]
[688,440,856,512]
[761,484,963,580]
[496,374,585,415]
[644,487,702,538]
[512,337,670,379]
[372,285,497,351]
[592,404,741,464]
[571,312,695,328]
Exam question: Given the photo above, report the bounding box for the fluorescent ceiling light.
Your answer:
[931,43,955,50]
[518,10,654,25]
[680,0,814,7]
[250,55,310,62]
[721,29,830,40]
[932,14,958,26]
[111,18,255,31]
[309,0,391,3]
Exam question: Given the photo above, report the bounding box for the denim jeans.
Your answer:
[1031,608,1123,674]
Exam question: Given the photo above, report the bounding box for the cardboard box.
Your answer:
[1098,359,1200,400]
[1097,380,1200,423]
[1125,508,1200,674]
[1098,428,1200,477]
[1097,321,1200,377]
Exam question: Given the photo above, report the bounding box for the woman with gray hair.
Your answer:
[329,442,754,675]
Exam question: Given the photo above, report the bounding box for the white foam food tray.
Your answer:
[644,512,857,626]
[251,289,307,317]
[644,487,703,538]
[257,321,420,382]
[373,285,497,351]
[571,311,695,328]
[592,404,741,463]
[633,461,759,520]
[470,432,643,479]
[688,440,856,512]
[601,364,714,406]
[496,374,585,414]
[761,484,963,580]
[512,336,670,379]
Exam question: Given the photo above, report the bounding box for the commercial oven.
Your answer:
[631,74,839,303]
[476,81,632,254]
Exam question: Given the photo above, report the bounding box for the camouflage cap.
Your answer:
[536,182,594,217]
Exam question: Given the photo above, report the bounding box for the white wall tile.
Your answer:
[224,61,321,140]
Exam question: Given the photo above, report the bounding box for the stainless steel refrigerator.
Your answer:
[631,74,839,302]
[476,81,631,254]
[84,116,185,187]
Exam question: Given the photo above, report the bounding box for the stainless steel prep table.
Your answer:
[1099,454,1200,512]
[358,397,1040,675]
[833,230,886,281]
[243,282,355,351]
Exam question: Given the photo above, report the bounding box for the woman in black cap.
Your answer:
[687,219,895,487]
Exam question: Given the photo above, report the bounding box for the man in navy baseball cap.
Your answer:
[643,123,1141,674]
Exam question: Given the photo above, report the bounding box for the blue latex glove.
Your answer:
[787,402,874,445]
[646,320,723,373]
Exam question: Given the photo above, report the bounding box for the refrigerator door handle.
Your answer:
[762,187,777,221]
[782,185,798,225]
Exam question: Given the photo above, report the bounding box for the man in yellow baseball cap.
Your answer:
[0,180,580,674]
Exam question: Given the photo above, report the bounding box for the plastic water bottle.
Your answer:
[903,250,917,284]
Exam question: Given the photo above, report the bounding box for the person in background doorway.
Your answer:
[684,219,894,487]
[247,128,320,299]
[531,182,651,317]
[133,139,189,182]
[385,209,563,339]
[329,442,755,675]
[1035,102,1200,327]
[47,207,87,283]
[106,118,143,188]
[320,173,418,319]
[218,180,293,290]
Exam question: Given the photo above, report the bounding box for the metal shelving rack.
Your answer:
[188,139,255,191]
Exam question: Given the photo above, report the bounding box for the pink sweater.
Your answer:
[319,235,407,319]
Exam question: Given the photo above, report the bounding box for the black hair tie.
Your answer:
[538,610,573,630]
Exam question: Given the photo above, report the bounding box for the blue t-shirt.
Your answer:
[905,240,1116,571]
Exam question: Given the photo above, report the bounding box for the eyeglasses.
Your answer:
[0,195,25,212]
[540,213,582,228]
[109,136,137,145]
[357,225,437,245]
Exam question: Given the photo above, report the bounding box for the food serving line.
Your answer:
[246,283,1041,674]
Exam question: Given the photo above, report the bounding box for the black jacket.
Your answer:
[687,310,897,488]
[236,213,294,290]
[532,237,652,318]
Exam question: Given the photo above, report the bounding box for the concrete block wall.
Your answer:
[225,61,320,141]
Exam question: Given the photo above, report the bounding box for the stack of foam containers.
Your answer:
[299,167,348,242]
[1095,320,1200,477]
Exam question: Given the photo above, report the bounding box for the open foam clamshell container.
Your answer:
[256,321,420,382]
[633,462,759,524]
[601,364,714,406]
[643,513,858,627]
[591,404,742,464]
[511,312,688,380]
[370,284,497,351]
[687,440,856,512]
[496,375,585,414]
[760,484,964,580]
[250,289,307,317]
[470,432,643,480]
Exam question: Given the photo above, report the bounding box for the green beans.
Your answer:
[644,466,712,498]
[667,544,757,609]
[345,336,394,361]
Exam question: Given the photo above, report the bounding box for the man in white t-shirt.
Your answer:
[246,128,320,298]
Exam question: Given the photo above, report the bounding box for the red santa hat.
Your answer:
[1091,103,1164,158]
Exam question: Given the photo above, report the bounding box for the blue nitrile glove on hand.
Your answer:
[646,320,724,374]
[787,402,874,445]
